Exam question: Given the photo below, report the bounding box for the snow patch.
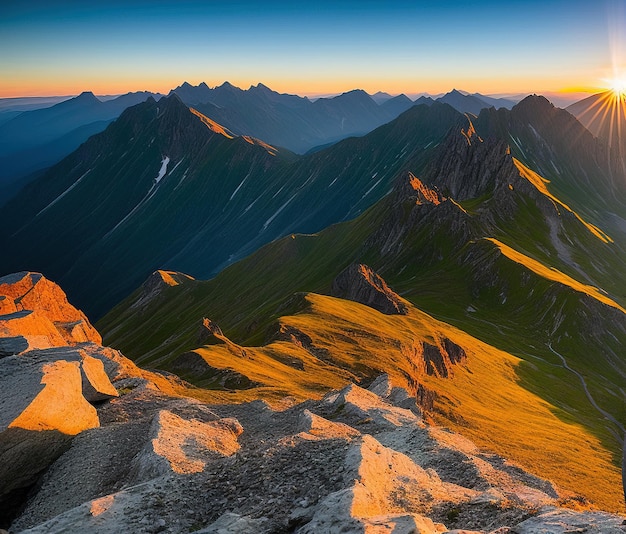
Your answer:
[243,197,260,214]
[155,157,170,184]
[169,158,184,176]
[175,169,189,190]
[301,173,316,189]
[104,156,171,238]
[271,184,286,199]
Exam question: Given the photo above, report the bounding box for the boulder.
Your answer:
[22,347,119,402]
[332,263,409,315]
[511,508,626,533]
[0,310,66,352]
[0,355,99,500]
[133,410,243,479]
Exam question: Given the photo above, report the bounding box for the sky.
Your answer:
[1,0,625,99]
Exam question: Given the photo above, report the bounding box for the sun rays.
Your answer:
[576,87,626,152]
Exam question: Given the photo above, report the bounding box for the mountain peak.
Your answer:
[342,89,368,97]
[218,81,236,89]
[163,92,184,104]
[75,91,100,104]
[513,94,555,116]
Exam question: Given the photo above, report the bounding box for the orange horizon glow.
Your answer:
[0,76,606,100]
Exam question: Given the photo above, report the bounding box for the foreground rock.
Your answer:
[1,272,624,533]
[10,378,624,534]
[0,354,100,501]
[0,272,162,528]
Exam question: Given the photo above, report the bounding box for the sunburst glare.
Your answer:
[579,2,626,155]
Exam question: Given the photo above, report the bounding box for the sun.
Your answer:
[603,76,626,98]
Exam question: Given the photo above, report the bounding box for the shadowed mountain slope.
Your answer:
[0,97,464,318]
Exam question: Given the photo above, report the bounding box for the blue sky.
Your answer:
[0,0,622,97]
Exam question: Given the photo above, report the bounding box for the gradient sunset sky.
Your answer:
[1,0,624,98]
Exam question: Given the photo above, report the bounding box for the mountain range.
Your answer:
[0,94,464,318]
[0,81,625,523]
[0,83,520,206]
[172,82,517,154]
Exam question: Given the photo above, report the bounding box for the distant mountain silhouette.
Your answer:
[434,89,517,114]
[171,81,415,153]
[567,91,626,164]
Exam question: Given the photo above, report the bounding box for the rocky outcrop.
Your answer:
[10,380,609,534]
[133,411,243,480]
[198,317,247,358]
[170,351,259,389]
[401,171,445,206]
[401,338,467,379]
[21,347,119,402]
[0,273,134,527]
[0,272,101,354]
[271,323,331,363]
[512,509,626,533]
[130,270,195,310]
[422,121,516,202]
[0,354,100,501]
[332,263,409,315]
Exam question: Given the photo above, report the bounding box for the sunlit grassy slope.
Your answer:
[101,222,626,512]
[115,290,624,511]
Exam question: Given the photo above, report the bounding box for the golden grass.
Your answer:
[486,237,626,314]
[189,108,235,139]
[171,293,624,512]
[420,335,624,513]
[512,158,613,243]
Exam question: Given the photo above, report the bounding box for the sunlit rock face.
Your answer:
[0,271,102,354]
[0,355,100,500]
[0,272,117,520]
[332,263,409,315]
[9,380,586,534]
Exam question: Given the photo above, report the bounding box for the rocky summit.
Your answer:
[0,273,624,533]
